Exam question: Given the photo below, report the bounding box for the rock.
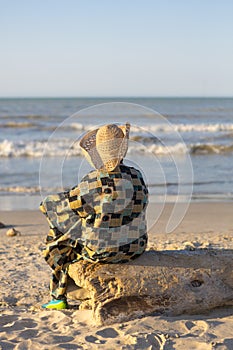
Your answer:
[0,222,6,228]
[6,228,21,237]
[68,249,233,325]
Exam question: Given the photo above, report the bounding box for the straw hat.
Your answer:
[80,123,130,171]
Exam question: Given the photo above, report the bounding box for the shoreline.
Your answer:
[0,202,233,240]
[1,192,233,212]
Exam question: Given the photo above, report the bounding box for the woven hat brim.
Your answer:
[80,123,130,170]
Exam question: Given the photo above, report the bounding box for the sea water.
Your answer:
[0,97,233,210]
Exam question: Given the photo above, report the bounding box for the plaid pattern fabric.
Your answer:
[43,240,81,300]
[43,233,148,300]
[40,164,148,299]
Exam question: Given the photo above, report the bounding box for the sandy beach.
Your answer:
[0,202,233,349]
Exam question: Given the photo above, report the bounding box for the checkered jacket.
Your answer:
[40,164,148,254]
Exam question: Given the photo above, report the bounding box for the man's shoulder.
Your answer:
[81,170,98,181]
[119,164,143,177]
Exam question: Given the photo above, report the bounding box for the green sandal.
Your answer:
[42,299,68,310]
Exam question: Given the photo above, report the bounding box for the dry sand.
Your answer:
[0,203,233,349]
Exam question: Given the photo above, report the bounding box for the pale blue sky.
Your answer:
[1,0,233,97]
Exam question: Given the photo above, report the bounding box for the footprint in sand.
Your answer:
[84,328,120,346]
[18,329,38,339]
[0,314,19,327]
[0,315,39,350]
[1,316,37,333]
[0,341,15,350]
[85,335,106,344]
[92,326,168,349]
[96,327,119,339]
[123,331,167,349]
[184,320,209,337]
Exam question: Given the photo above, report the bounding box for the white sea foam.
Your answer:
[1,138,233,158]
[0,186,66,194]
[0,121,38,128]
[175,123,233,132]
[0,186,41,193]
[0,139,83,158]
[2,120,233,133]
[70,122,233,133]
[70,123,99,131]
[131,143,188,155]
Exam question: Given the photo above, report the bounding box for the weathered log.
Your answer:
[67,249,233,325]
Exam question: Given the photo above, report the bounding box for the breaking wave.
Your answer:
[0,139,83,158]
[1,139,233,158]
[0,121,38,128]
[70,122,233,133]
[2,120,233,133]
[0,186,41,193]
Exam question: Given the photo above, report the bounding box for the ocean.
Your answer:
[0,97,233,210]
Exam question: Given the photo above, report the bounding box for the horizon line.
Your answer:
[0,95,233,99]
